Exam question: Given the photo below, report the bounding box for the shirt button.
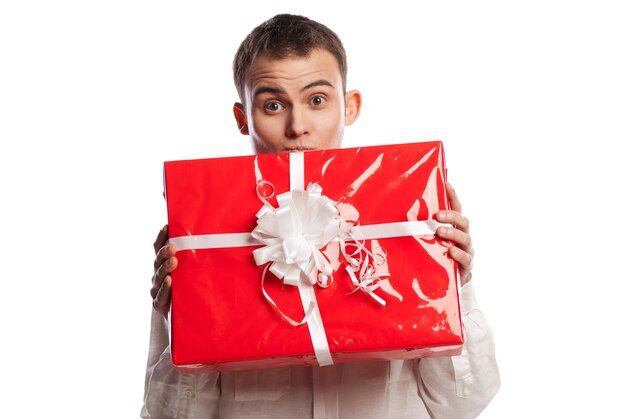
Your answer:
[183,388,194,398]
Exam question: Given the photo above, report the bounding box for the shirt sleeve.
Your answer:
[414,280,500,419]
[140,308,221,419]
[141,308,170,410]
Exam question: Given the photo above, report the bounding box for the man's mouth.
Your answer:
[283,146,317,152]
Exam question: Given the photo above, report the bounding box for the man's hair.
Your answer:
[233,14,348,102]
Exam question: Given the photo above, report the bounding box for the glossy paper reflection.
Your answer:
[164,141,463,372]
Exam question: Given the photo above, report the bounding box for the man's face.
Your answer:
[234,49,361,154]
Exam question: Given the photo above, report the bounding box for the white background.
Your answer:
[1,1,625,417]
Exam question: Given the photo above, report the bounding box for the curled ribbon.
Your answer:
[346,253,387,306]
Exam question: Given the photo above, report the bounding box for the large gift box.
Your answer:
[164,141,464,372]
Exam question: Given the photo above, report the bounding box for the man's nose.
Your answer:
[285,107,309,139]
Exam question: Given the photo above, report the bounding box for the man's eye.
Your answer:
[309,96,326,106]
[264,101,285,112]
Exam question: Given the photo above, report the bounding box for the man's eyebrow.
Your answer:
[253,85,286,98]
[302,79,334,91]
[252,80,334,98]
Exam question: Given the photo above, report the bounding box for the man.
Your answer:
[143,14,499,419]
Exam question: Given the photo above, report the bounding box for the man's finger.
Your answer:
[446,183,462,214]
[154,243,176,271]
[151,255,178,296]
[436,226,473,252]
[448,246,474,272]
[153,225,169,254]
[436,210,470,233]
[153,275,172,317]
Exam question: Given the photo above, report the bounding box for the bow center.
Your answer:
[282,234,313,264]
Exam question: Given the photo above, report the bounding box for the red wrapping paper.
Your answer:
[164,141,463,372]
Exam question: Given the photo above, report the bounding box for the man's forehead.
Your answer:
[245,49,341,92]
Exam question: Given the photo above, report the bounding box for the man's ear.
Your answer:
[344,90,362,126]
[233,102,249,135]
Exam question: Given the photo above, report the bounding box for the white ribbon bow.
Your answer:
[251,183,345,288]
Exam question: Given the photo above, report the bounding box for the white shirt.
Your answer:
[141,281,500,419]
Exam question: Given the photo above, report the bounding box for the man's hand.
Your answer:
[151,225,177,319]
[435,183,474,286]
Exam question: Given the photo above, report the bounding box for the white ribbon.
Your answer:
[168,152,451,367]
[250,154,338,366]
[168,220,444,251]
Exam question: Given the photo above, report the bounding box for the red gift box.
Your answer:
[164,141,463,372]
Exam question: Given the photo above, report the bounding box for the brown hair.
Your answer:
[233,14,348,101]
